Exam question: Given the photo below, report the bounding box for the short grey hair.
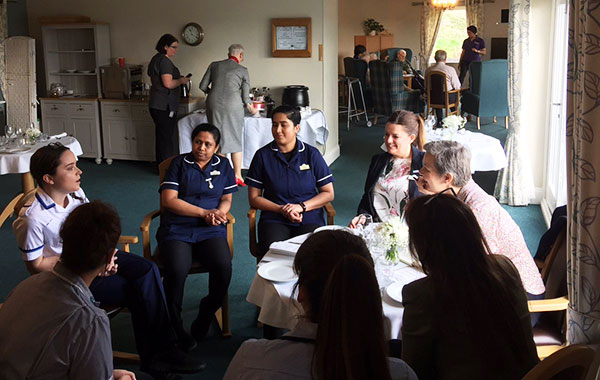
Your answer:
[434,50,447,62]
[228,44,244,56]
[424,141,472,187]
[398,49,407,56]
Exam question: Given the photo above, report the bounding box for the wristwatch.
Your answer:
[299,202,307,214]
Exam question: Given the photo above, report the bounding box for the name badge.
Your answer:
[210,170,221,176]
[299,164,310,171]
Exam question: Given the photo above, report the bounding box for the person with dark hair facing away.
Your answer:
[224,230,417,380]
[350,110,425,228]
[158,123,237,349]
[353,44,367,59]
[0,201,138,379]
[458,25,486,84]
[149,33,191,164]
[12,143,205,377]
[246,105,335,260]
[401,194,539,380]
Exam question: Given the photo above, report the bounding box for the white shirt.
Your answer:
[13,188,88,261]
[224,321,418,380]
[425,62,461,91]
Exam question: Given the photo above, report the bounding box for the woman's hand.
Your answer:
[113,369,136,380]
[246,103,259,115]
[180,76,191,85]
[99,251,118,277]
[280,204,303,223]
[203,209,228,226]
[349,215,363,229]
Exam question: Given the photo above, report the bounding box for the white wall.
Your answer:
[25,0,340,161]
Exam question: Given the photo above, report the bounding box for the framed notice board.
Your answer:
[272,18,312,58]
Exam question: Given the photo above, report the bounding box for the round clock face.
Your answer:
[182,23,204,46]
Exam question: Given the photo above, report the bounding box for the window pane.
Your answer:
[431,8,468,62]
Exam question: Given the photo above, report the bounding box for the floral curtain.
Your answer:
[493,0,535,206]
[419,2,443,71]
[465,0,485,36]
[566,0,600,345]
[0,0,7,102]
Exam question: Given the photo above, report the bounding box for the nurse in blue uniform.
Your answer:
[246,105,335,260]
[157,123,237,349]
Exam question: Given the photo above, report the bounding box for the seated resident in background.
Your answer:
[417,141,545,298]
[353,44,367,60]
[401,195,539,380]
[425,50,461,124]
[224,230,417,380]
[0,201,137,380]
[12,143,204,376]
[350,110,425,227]
[246,105,334,259]
[157,123,236,349]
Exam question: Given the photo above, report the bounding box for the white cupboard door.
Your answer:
[71,118,96,157]
[132,121,155,160]
[103,119,130,156]
[42,118,67,136]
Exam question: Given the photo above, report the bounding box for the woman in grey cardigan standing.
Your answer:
[200,44,257,185]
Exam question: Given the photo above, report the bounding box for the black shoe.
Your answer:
[177,329,197,353]
[148,347,207,374]
[190,314,217,341]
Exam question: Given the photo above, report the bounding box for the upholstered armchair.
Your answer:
[369,60,422,119]
[461,60,509,129]
[381,47,413,64]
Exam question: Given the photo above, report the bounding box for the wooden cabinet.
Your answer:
[354,34,394,53]
[40,98,103,163]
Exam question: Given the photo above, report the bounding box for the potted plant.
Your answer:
[363,19,384,36]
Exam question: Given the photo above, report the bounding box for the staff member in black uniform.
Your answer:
[246,105,335,260]
[149,34,190,164]
[157,123,237,350]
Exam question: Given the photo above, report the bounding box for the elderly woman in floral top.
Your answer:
[350,110,426,227]
[417,140,545,301]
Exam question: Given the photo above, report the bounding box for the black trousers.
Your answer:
[149,108,177,164]
[158,238,232,336]
[257,221,321,260]
[434,92,458,124]
[458,60,473,85]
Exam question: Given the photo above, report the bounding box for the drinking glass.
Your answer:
[4,125,14,138]
[355,213,374,237]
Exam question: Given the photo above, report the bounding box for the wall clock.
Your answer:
[182,22,204,46]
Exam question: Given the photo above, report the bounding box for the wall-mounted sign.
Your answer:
[272,18,311,58]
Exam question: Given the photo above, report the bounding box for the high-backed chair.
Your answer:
[381,47,413,64]
[369,60,422,122]
[461,60,509,129]
[248,204,336,258]
[521,345,595,380]
[528,226,568,359]
[341,57,370,129]
[426,70,461,119]
[140,156,235,337]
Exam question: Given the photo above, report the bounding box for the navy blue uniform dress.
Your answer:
[157,153,237,339]
[246,139,334,258]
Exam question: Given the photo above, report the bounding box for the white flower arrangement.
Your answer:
[25,127,41,142]
[371,216,410,263]
[441,115,467,132]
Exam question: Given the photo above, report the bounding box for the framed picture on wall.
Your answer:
[272,18,312,58]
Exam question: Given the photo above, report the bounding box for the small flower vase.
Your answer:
[369,30,377,36]
[384,244,399,265]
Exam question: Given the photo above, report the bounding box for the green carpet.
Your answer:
[0,115,546,379]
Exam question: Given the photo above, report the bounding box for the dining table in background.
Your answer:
[246,230,426,340]
[178,109,329,169]
[0,136,83,192]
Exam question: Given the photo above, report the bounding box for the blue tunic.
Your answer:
[246,139,334,226]
[157,154,237,243]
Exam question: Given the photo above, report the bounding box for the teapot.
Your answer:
[50,83,66,97]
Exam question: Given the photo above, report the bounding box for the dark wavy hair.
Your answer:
[30,143,70,189]
[155,33,178,53]
[387,110,426,150]
[272,105,301,126]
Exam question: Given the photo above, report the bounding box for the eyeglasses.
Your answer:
[423,187,457,205]
[169,45,178,49]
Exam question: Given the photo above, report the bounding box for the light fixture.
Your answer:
[432,0,458,9]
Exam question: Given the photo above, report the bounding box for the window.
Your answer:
[430,7,467,63]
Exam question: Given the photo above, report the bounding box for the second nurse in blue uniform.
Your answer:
[246,105,335,259]
[157,123,237,350]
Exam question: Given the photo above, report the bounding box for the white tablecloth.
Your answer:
[425,129,508,172]
[246,231,425,340]
[178,110,329,169]
[0,136,83,175]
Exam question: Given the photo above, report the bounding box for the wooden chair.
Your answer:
[528,226,568,360]
[247,203,336,258]
[0,188,141,363]
[139,156,235,337]
[521,345,595,380]
[425,70,461,120]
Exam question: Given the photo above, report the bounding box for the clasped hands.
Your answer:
[203,209,228,226]
[280,203,304,223]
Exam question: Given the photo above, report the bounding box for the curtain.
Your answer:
[566,0,600,345]
[0,0,7,102]
[465,0,485,36]
[419,2,443,71]
[493,0,535,206]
